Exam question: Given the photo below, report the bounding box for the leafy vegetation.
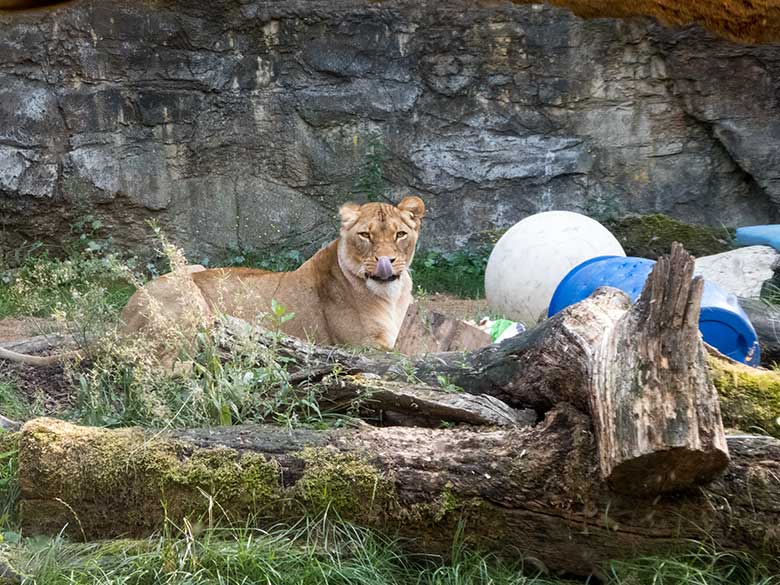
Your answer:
[411,247,492,299]
[224,247,305,272]
[0,252,135,320]
[353,132,388,202]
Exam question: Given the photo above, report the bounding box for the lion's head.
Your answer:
[337,196,425,288]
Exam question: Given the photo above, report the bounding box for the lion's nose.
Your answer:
[374,256,394,280]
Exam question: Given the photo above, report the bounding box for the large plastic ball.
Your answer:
[485,211,625,325]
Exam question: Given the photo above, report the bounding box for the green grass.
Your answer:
[0,431,19,535]
[411,247,491,299]
[0,252,136,319]
[0,380,31,422]
[1,519,777,585]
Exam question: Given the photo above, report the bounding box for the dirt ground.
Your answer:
[0,317,73,416]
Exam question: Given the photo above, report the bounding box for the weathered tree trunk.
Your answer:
[591,245,728,493]
[17,416,780,577]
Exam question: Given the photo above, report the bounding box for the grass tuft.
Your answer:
[4,519,778,585]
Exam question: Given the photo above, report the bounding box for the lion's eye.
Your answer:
[358,232,371,240]
[396,231,408,240]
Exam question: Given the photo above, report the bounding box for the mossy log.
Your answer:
[236,245,728,494]
[18,415,780,577]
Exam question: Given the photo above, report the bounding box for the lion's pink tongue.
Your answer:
[375,256,394,280]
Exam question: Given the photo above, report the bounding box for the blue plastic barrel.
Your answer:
[735,225,780,250]
[548,256,761,365]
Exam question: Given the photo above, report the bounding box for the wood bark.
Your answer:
[591,244,728,493]
[17,416,780,577]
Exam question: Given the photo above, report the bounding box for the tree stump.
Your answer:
[592,243,729,493]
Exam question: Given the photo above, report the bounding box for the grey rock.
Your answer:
[0,0,779,262]
[694,246,777,299]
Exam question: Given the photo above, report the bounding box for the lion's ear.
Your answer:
[398,196,425,230]
[339,202,362,230]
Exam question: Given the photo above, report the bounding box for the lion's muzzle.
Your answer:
[369,256,398,282]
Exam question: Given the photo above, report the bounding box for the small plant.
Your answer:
[411,246,492,299]
[585,194,622,223]
[436,375,464,394]
[353,132,388,202]
[69,214,113,256]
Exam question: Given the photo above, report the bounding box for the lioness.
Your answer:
[124,195,425,349]
[0,196,425,365]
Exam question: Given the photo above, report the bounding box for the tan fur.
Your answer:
[119,196,425,351]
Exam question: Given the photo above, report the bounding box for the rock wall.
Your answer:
[1,0,780,261]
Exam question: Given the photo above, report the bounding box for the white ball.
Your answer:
[485,211,625,325]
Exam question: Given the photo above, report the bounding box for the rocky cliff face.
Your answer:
[1,0,779,261]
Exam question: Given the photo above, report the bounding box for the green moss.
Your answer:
[434,484,467,522]
[20,420,403,538]
[19,419,282,537]
[297,447,393,519]
[708,357,780,438]
[604,214,734,259]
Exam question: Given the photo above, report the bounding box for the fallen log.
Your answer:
[316,373,536,427]
[0,333,72,355]
[18,415,780,577]
[234,244,728,493]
